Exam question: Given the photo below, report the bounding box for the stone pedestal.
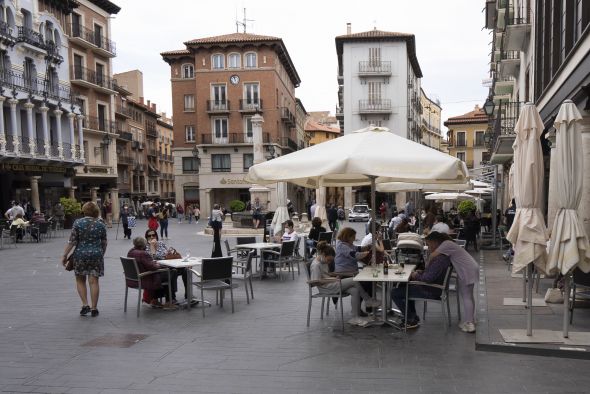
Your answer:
[109,188,119,223]
[68,187,77,200]
[344,186,353,214]
[90,187,99,203]
[300,213,308,223]
[30,176,41,212]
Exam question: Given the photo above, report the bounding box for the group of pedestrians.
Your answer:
[176,203,200,224]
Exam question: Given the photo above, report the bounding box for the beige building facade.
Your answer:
[420,88,442,150]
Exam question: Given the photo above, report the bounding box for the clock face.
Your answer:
[230,75,240,85]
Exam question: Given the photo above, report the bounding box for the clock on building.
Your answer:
[230,75,240,85]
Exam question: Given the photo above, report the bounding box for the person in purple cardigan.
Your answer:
[391,235,451,329]
[127,237,177,309]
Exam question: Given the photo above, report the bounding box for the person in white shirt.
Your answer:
[5,201,25,221]
[388,211,406,232]
[280,219,299,243]
[430,216,451,234]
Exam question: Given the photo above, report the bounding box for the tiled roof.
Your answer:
[184,32,280,45]
[335,30,414,39]
[160,49,191,56]
[444,106,488,126]
[305,120,340,133]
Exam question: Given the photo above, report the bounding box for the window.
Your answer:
[368,82,382,104]
[93,23,103,48]
[456,131,466,147]
[182,64,194,78]
[228,53,240,68]
[244,83,259,105]
[245,52,257,68]
[185,125,195,142]
[182,157,199,173]
[73,54,83,79]
[369,47,381,66]
[243,153,253,171]
[71,13,81,37]
[212,154,231,172]
[211,84,226,105]
[213,118,228,142]
[184,94,194,111]
[95,62,105,86]
[97,104,107,131]
[212,54,224,69]
[475,131,485,146]
[457,152,466,162]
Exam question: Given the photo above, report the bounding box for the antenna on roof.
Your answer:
[236,8,254,33]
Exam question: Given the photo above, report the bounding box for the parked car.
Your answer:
[348,204,370,222]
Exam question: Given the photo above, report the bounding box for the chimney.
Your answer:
[346,23,351,35]
[139,96,144,104]
[147,99,151,108]
[152,103,156,112]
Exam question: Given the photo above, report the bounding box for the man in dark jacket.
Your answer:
[327,204,338,231]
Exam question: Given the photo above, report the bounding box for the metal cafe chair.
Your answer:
[261,240,296,280]
[120,257,172,317]
[190,256,235,317]
[304,261,348,332]
[232,250,255,304]
[408,265,454,328]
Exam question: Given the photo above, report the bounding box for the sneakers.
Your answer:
[364,298,381,308]
[403,319,420,329]
[80,305,90,316]
[90,309,99,317]
[459,322,476,333]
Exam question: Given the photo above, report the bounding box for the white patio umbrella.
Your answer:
[506,103,549,336]
[471,179,492,188]
[465,189,492,196]
[425,193,475,201]
[314,187,328,223]
[247,126,469,264]
[270,182,290,235]
[545,100,590,337]
[508,163,515,201]
[377,182,470,193]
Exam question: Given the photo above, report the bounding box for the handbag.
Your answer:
[64,254,74,271]
[544,287,564,303]
[165,247,182,260]
[127,216,136,228]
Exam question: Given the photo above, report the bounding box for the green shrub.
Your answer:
[229,199,246,212]
[60,197,81,216]
[458,200,476,217]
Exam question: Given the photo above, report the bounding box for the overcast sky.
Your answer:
[111,0,491,133]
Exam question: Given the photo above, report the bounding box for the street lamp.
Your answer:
[483,96,495,117]
[192,145,201,167]
[102,133,111,146]
[266,144,276,160]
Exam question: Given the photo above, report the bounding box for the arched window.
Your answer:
[211,53,224,69]
[228,53,240,68]
[181,64,193,78]
[245,52,257,68]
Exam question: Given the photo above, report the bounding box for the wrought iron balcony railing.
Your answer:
[69,23,116,56]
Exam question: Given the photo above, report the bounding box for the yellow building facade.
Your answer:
[444,106,489,169]
[305,120,340,146]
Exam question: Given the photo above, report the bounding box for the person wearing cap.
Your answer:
[425,231,478,333]
[391,231,451,329]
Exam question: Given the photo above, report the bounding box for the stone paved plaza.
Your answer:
[1,220,590,393]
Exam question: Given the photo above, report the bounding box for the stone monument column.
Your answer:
[109,188,119,223]
[249,113,270,207]
[30,176,41,212]
[90,187,99,203]
[69,186,77,200]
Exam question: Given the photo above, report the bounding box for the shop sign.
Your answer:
[0,163,66,173]
[87,166,109,174]
[219,177,250,185]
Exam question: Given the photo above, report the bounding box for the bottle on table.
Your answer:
[383,255,389,275]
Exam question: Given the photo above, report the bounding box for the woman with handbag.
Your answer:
[144,229,182,303]
[210,203,224,257]
[61,202,107,317]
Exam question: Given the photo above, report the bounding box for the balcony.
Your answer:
[504,5,531,51]
[358,99,392,114]
[494,77,515,96]
[0,68,78,105]
[239,99,263,113]
[117,131,133,141]
[118,155,134,165]
[281,137,298,152]
[489,101,521,164]
[145,123,157,138]
[206,100,230,114]
[131,140,144,150]
[280,107,295,126]
[200,132,270,144]
[16,26,46,53]
[70,65,117,94]
[0,21,15,45]
[147,148,157,157]
[499,50,520,78]
[358,61,392,76]
[68,23,116,57]
[84,115,116,133]
[115,104,132,118]
[1,135,83,163]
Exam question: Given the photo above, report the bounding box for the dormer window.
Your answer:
[182,64,194,78]
[212,54,224,69]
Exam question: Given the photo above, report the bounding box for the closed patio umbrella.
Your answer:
[247,126,468,264]
[546,100,590,337]
[314,187,328,223]
[271,182,290,236]
[506,103,549,336]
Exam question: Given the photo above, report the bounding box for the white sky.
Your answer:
[111,0,491,134]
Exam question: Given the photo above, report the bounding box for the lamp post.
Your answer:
[266,144,276,160]
[191,145,201,168]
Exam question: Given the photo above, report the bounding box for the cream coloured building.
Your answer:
[420,88,442,150]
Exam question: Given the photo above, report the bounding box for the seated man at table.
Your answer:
[430,216,450,234]
[391,234,451,329]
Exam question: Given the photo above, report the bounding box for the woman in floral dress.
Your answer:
[62,202,107,317]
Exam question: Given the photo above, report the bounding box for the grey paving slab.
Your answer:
[2,220,590,393]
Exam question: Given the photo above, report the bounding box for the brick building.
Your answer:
[161,32,302,215]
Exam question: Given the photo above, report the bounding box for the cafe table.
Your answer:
[158,257,203,309]
[353,264,416,331]
[235,242,282,276]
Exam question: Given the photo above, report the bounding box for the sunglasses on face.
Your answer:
[147,234,157,238]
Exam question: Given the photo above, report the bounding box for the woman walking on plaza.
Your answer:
[176,203,184,224]
[158,208,169,239]
[61,202,107,317]
[210,203,224,257]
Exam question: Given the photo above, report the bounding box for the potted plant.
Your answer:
[61,197,82,229]
[457,200,476,218]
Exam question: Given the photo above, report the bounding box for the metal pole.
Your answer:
[370,176,377,266]
[526,263,533,337]
[563,272,570,338]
